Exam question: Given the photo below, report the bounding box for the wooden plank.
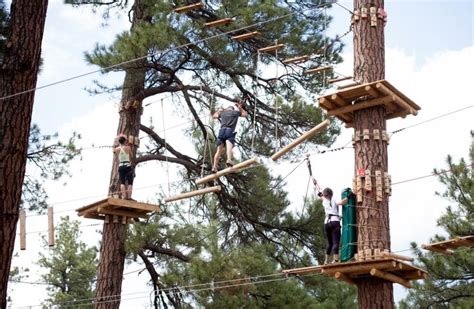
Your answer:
[196,158,258,185]
[421,244,454,255]
[231,31,260,41]
[97,207,148,219]
[174,2,203,13]
[327,95,392,116]
[321,260,397,275]
[204,18,232,27]
[75,198,109,212]
[403,270,428,280]
[282,265,322,276]
[48,207,54,247]
[370,268,413,288]
[271,119,330,161]
[164,185,221,203]
[328,76,353,84]
[84,213,105,220]
[337,82,360,90]
[304,66,332,75]
[20,209,26,250]
[107,198,160,212]
[258,43,285,53]
[282,55,310,64]
[335,272,356,285]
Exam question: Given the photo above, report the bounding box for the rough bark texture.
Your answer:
[352,0,393,308]
[94,1,148,308]
[0,1,48,306]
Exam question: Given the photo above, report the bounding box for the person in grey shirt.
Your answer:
[211,101,248,172]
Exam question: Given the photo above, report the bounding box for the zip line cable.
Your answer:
[22,102,471,219]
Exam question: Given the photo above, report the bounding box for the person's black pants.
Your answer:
[324,221,341,255]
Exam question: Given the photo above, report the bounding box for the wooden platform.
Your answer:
[283,257,427,288]
[76,198,160,223]
[318,80,421,127]
[421,235,474,255]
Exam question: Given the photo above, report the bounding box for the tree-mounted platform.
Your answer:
[318,80,421,127]
[421,235,474,255]
[76,198,160,223]
[283,257,427,288]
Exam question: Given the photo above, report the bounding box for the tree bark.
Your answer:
[0,1,48,307]
[352,0,393,308]
[94,1,148,308]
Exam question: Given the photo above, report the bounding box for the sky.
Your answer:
[7,0,474,308]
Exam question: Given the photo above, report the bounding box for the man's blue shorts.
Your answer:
[216,127,236,146]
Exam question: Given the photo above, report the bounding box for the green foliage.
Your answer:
[399,134,474,308]
[22,124,81,213]
[37,216,98,308]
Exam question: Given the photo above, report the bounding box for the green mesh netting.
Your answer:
[340,188,357,262]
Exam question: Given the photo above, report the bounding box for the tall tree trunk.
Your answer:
[0,1,48,306]
[352,0,393,308]
[94,1,148,308]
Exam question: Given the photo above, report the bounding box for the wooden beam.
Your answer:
[375,82,418,116]
[282,55,310,64]
[204,18,232,27]
[365,85,380,98]
[403,270,428,280]
[164,185,221,203]
[20,209,26,250]
[97,207,148,219]
[330,94,346,106]
[271,119,330,161]
[337,82,360,90]
[48,207,54,247]
[195,157,259,185]
[304,66,332,75]
[258,43,285,53]
[335,272,356,285]
[84,213,105,220]
[380,252,414,262]
[328,76,353,84]
[174,2,203,13]
[370,268,413,288]
[327,95,392,116]
[231,31,260,41]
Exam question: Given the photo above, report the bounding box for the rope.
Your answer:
[161,98,171,195]
[250,51,261,154]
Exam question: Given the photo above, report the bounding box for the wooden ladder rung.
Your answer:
[174,2,203,13]
[282,55,310,64]
[231,31,260,41]
[258,43,285,53]
[328,76,353,83]
[304,66,332,75]
[204,18,232,27]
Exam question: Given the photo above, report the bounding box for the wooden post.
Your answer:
[48,207,54,247]
[20,209,26,250]
[195,158,258,185]
[164,185,221,203]
[271,119,330,161]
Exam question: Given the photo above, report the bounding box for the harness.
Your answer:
[119,146,131,167]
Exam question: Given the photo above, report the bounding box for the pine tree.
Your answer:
[37,216,98,308]
[0,1,49,305]
[399,133,474,308]
[65,1,344,306]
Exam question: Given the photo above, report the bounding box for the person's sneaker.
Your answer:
[226,160,235,167]
[127,197,136,201]
[211,168,218,173]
